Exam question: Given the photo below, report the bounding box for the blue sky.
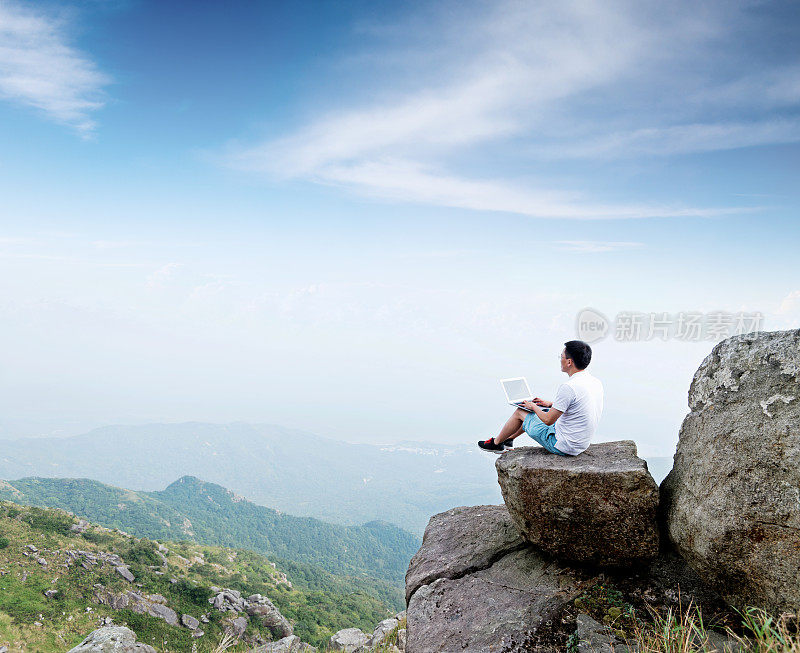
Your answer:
[0,0,798,455]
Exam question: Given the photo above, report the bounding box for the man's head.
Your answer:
[560,340,592,373]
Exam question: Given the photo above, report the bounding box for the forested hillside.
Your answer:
[0,476,418,600]
[0,500,397,650]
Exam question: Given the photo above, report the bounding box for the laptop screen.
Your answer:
[503,378,530,402]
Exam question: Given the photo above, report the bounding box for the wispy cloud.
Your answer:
[0,1,109,134]
[542,119,800,159]
[221,1,787,220]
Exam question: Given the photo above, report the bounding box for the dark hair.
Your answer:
[564,340,592,370]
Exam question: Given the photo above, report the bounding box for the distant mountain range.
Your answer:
[0,422,673,534]
[0,475,417,597]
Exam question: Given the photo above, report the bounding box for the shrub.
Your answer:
[0,536,9,549]
[22,507,74,535]
[124,541,161,566]
[173,579,213,607]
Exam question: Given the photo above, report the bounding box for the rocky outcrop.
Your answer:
[250,635,316,652]
[66,625,156,652]
[496,440,660,567]
[405,505,590,652]
[661,329,800,612]
[93,585,179,626]
[405,504,526,603]
[329,628,370,651]
[247,593,293,639]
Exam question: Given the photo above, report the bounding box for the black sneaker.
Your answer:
[503,438,514,449]
[478,438,505,453]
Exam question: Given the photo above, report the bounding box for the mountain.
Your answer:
[0,423,673,536]
[0,499,397,650]
[0,422,504,534]
[0,476,418,598]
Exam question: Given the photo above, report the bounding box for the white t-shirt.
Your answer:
[552,370,604,455]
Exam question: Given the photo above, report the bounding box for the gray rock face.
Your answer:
[368,617,399,647]
[211,588,248,612]
[405,505,589,653]
[329,627,370,651]
[225,615,248,638]
[93,586,178,626]
[247,594,293,639]
[661,329,800,613]
[575,613,619,653]
[251,635,316,652]
[66,625,156,652]
[115,566,134,583]
[405,504,526,603]
[181,613,200,630]
[496,441,660,566]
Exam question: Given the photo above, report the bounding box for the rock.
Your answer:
[246,595,293,638]
[66,625,157,652]
[496,440,660,566]
[36,557,47,566]
[405,505,589,653]
[26,544,38,552]
[115,566,134,583]
[575,613,620,653]
[181,613,200,630]
[211,588,247,612]
[396,628,406,651]
[44,589,58,598]
[329,628,370,651]
[405,504,526,603]
[408,547,585,652]
[368,617,399,647]
[250,635,317,652]
[71,519,90,534]
[661,329,800,612]
[224,615,248,638]
[141,601,179,627]
[93,586,179,627]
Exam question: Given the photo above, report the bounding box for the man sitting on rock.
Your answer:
[478,340,603,455]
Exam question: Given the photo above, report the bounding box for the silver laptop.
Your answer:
[500,377,534,411]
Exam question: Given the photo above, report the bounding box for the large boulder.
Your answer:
[405,504,526,603]
[405,505,590,652]
[661,329,800,612]
[329,628,370,651]
[93,586,179,627]
[67,626,156,652]
[250,635,316,653]
[496,441,660,566]
[247,594,293,639]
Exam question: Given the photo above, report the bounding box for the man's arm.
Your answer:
[520,400,563,426]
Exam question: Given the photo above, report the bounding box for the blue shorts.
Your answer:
[522,412,567,456]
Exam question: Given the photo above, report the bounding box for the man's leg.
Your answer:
[493,408,529,444]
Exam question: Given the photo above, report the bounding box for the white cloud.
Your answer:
[0,1,109,134]
[221,1,782,220]
[544,119,800,159]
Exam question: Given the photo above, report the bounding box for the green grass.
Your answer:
[0,499,397,651]
[623,601,800,652]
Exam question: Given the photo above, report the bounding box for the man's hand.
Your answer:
[532,397,553,408]
[519,400,538,410]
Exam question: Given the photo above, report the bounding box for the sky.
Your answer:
[0,0,798,456]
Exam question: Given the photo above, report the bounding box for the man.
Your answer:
[478,340,603,456]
